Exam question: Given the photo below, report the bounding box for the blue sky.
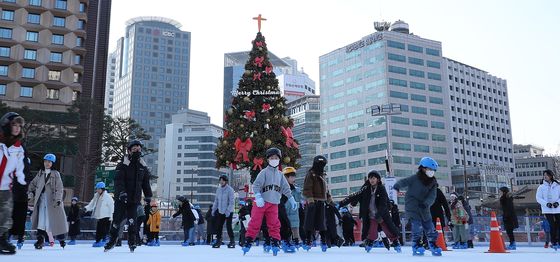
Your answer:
[109,0,560,154]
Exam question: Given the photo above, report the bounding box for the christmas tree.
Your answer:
[215,16,301,182]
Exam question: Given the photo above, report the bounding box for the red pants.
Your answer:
[245,202,280,240]
[368,219,397,241]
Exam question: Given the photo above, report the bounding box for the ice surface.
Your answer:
[8,243,556,262]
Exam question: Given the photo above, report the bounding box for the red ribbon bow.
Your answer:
[281,126,299,149]
[223,130,229,138]
[252,157,264,171]
[244,110,256,121]
[229,162,237,170]
[262,103,271,112]
[253,72,262,81]
[265,65,273,74]
[234,138,253,162]
[255,41,264,47]
[254,56,264,67]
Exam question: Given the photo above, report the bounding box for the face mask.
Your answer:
[131,151,141,160]
[269,159,280,168]
[426,170,435,178]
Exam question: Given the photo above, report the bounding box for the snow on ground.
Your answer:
[9,243,557,262]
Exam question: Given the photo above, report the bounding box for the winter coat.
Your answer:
[212,184,234,216]
[390,204,401,228]
[253,166,292,204]
[238,204,252,229]
[536,181,560,214]
[500,193,519,229]
[205,208,216,234]
[114,156,153,205]
[0,139,25,191]
[463,199,474,224]
[28,169,68,236]
[430,188,451,225]
[339,183,400,236]
[303,200,327,232]
[196,209,205,225]
[173,202,196,229]
[282,184,303,227]
[11,149,32,202]
[393,172,438,221]
[84,190,114,220]
[303,170,331,202]
[325,202,342,231]
[450,199,469,225]
[67,204,81,236]
[147,210,161,232]
[341,212,357,231]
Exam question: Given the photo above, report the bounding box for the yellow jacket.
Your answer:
[147,210,161,232]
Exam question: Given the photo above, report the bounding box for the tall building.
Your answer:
[103,51,116,115]
[277,57,316,102]
[157,109,223,210]
[111,16,191,176]
[223,51,289,125]
[445,58,515,196]
[0,0,112,198]
[514,144,560,188]
[286,95,321,186]
[319,20,452,201]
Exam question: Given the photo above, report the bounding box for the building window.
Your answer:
[414,145,430,153]
[388,78,407,87]
[393,142,411,151]
[77,20,85,30]
[48,70,61,81]
[0,28,12,39]
[410,81,425,90]
[427,61,441,69]
[410,94,426,102]
[392,129,410,138]
[431,121,445,129]
[429,96,443,104]
[79,2,86,12]
[27,13,41,24]
[408,44,423,53]
[22,67,35,78]
[428,85,442,93]
[0,65,7,76]
[29,0,42,6]
[73,72,81,83]
[23,49,37,60]
[50,52,62,62]
[427,72,442,80]
[431,134,446,142]
[54,0,67,9]
[46,88,59,100]
[52,34,64,45]
[388,65,406,75]
[74,55,82,65]
[389,90,408,100]
[76,37,83,47]
[413,132,429,140]
[426,48,440,56]
[388,53,406,62]
[1,10,14,21]
[412,119,428,127]
[409,69,425,78]
[387,40,405,50]
[53,16,65,27]
[411,106,427,115]
[26,31,38,42]
[391,116,409,125]
[0,47,9,57]
[20,86,33,97]
[408,57,424,66]
[0,84,5,95]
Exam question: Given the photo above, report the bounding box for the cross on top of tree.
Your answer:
[215,25,300,182]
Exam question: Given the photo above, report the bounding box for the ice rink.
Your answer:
[7,243,557,262]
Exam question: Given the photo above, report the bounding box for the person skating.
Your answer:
[103,140,153,252]
[172,196,196,246]
[0,112,27,255]
[146,201,161,246]
[212,174,235,248]
[499,186,518,250]
[9,146,32,250]
[461,196,475,248]
[281,167,303,251]
[194,205,205,245]
[242,148,297,256]
[388,200,403,245]
[205,204,216,245]
[537,216,551,248]
[28,153,68,250]
[423,187,451,248]
[66,197,81,245]
[340,207,357,246]
[324,200,344,248]
[536,169,560,250]
[449,193,469,249]
[302,155,331,252]
[339,170,401,253]
[84,182,114,247]
[238,200,252,246]
[393,157,441,256]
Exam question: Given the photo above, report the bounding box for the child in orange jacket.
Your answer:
[146,201,161,246]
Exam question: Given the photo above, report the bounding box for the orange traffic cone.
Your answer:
[435,218,449,251]
[486,211,508,253]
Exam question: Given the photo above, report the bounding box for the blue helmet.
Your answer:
[340,207,349,213]
[419,157,438,171]
[95,182,106,189]
[239,200,246,206]
[44,153,56,163]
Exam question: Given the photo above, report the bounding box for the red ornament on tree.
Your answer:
[281,126,299,149]
[252,157,264,171]
[262,103,271,112]
[254,56,264,67]
[253,72,262,81]
[234,138,253,162]
[255,41,264,47]
[244,110,256,121]
[224,130,229,138]
[265,65,273,74]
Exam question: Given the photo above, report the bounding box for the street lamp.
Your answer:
[191,167,197,203]
[368,103,402,177]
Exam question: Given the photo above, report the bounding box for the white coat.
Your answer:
[536,181,560,214]
[85,190,115,220]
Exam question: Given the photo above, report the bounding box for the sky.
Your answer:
[108,0,560,154]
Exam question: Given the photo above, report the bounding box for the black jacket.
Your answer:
[12,149,32,202]
[340,182,390,220]
[390,204,401,228]
[500,193,519,229]
[205,208,216,234]
[430,188,451,225]
[67,204,80,222]
[325,202,341,230]
[114,156,153,204]
[196,209,205,225]
[173,202,196,229]
[341,212,357,231]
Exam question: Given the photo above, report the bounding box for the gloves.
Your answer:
[55,200,61,207]
[119,192,128,203]
[418,203,426,209]
[255,193,265,208]
[554,202,560,208]
[547,203,553,208]
[288,196,298,211]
